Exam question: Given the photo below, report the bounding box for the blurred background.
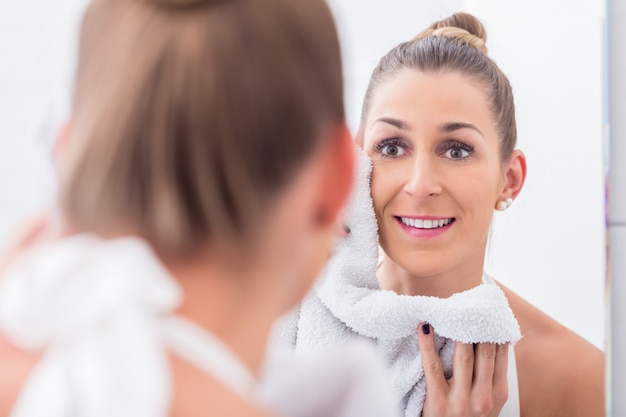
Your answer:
[0,0,606,349]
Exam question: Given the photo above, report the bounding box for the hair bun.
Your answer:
[415,12,488,54]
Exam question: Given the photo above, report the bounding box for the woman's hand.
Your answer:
[418,323,509,417]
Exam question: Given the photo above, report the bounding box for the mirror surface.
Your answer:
[0,0,606,349]
[327,0,606,349]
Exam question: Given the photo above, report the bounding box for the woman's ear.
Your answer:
[314,123,355,228]
[500,149,527,200]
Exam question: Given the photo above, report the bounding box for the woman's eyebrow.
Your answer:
[440,122,485,138]
[371,117,412,131]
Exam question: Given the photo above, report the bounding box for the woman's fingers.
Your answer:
[417,323,448,398]
[419,324,510,417]
[468,343,499,415]
[450,341,475,397]
[491,343,510,407]
[472,343,497,393]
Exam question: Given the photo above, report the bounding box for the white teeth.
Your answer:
[400,217,452,229]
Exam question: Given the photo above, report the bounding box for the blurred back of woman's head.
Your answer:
[60,0,344,256]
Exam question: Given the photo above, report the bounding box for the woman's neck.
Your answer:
[162,249,279,378]
[376,252,485,298]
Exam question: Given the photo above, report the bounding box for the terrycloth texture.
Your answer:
[277,148,522,416]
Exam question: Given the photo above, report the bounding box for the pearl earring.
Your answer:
[496,197,514,211]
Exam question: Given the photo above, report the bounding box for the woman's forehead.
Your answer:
[364,70,494,134]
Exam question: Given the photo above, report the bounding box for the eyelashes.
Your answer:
[373,138,409,158]
[440,140,474,153]
[438,140,475,160]
[372,137,475,160]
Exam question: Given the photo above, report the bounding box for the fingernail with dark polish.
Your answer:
[422,324,430,335]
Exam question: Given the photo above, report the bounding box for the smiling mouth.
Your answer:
[397,217,455,229]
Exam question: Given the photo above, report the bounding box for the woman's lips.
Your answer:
[394,216,455,238]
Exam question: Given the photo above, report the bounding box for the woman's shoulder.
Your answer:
[0,336,39,417]
[497,282,605,417]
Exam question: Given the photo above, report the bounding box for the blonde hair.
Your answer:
[61,0,344,255]
[360,12,516,161]
[415,26,487,54]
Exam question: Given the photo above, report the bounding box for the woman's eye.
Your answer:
[445,147,469,159]
[441,141,474,160]
[382,144,403,157]
[374,139,407,158]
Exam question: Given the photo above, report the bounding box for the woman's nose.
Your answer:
[402,157,442,200]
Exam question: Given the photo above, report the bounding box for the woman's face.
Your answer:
[362,69,506,279]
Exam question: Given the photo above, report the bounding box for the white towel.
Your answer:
[0,236,180,417]
[276,148,522,416]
